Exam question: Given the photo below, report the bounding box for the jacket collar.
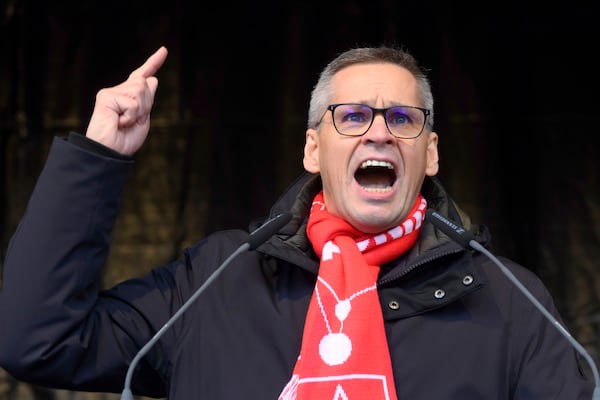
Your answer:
[254,173,490,276]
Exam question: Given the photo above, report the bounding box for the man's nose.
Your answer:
[361,114,393,144]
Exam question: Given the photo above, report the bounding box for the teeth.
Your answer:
[363,187,392,193]
[360,160,394,169]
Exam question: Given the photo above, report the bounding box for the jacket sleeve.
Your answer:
[0,135,172,397]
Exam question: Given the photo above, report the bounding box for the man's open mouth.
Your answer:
[354,160,396,193]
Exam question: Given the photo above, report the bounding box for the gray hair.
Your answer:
[307,46,434,132]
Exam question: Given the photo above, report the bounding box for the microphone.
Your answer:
[120,212,293,400]
[425,209,600,399]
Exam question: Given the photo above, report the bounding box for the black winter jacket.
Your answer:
[0,134,594,399]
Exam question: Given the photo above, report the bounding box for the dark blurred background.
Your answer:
[1,1,599,399]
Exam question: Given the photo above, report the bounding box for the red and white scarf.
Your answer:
[279,192,427,400]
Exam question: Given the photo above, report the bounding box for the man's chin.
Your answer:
[347,212,398,234]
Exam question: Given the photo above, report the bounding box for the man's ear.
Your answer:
[303,128,320,173]
[425,132,439,176]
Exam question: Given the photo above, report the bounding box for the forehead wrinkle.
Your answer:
[331,64,420,108]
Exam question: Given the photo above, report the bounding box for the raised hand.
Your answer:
[85,46,168,156]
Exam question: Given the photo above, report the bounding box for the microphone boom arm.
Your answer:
[470,240,600,399]
[425,209,600,399]
[120,212,291,400]
[121,243,250,400]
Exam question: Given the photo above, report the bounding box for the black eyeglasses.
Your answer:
[323,103,430,139]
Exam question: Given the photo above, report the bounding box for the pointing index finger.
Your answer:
[129,46,168,79]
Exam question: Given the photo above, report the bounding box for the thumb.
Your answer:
[147,76,159,98]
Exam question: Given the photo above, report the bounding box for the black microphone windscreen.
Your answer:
[246,212,292,250]
[425,209,474,248]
